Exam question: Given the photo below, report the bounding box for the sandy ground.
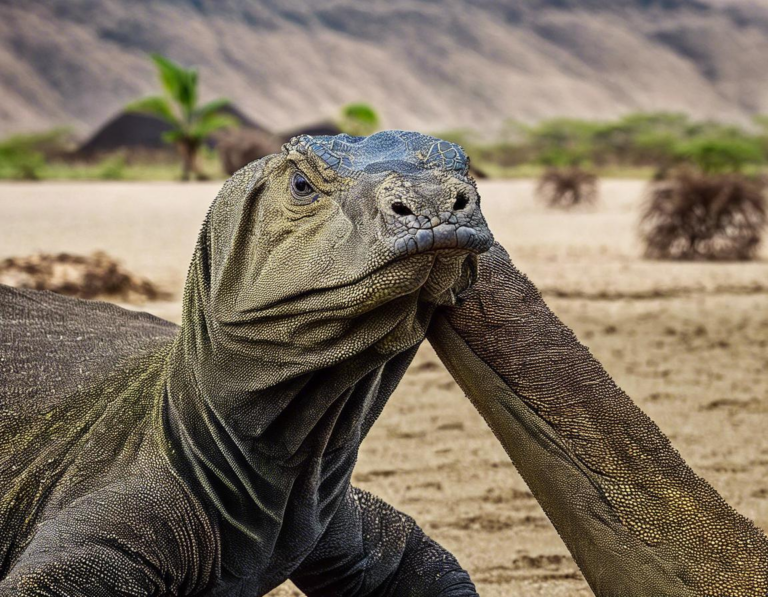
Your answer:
[1,180,767,596]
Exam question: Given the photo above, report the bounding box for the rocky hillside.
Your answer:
[1,0,768,137]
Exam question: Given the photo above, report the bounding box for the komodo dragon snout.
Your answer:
[377,170,489,258]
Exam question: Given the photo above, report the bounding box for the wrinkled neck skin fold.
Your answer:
[158,165,438,587]
[429,243,768,597]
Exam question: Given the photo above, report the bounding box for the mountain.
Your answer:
[1,0,768,137]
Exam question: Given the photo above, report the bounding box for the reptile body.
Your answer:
[0,132,490,596]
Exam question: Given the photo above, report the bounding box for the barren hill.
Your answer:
[2,0,768,137]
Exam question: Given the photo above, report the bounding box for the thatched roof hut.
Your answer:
[76,104,266,157]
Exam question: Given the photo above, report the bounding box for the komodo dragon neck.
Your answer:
[149,131,491,592]
[159,215,436,588]
[430,244,768,596]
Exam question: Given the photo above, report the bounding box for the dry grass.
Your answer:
[536,167,598,208]
[0,252,166,302]
[641,171,767,261]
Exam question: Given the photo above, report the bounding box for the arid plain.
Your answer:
[2,180,767,596]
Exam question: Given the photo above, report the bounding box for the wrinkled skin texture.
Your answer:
[0,131,490,596]
[429,244,768,596]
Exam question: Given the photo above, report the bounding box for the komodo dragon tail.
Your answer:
[428,243,768,597]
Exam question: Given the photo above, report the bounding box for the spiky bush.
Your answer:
[536,167,599,208]
[641,171,767,261]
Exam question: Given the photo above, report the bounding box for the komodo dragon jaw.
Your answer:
[429,243,768,597]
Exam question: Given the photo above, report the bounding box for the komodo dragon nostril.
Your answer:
[453,191,470,211]
[391,201,413,216]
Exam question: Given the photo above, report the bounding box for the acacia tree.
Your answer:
[127,54,237,181]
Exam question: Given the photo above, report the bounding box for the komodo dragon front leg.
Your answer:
[291,486,478,596]
[0,502,172,597]
[429,243,768,596]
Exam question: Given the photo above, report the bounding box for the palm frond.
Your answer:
[161,129,187,144]
[178,68,198,118]
[190,113,239,140]
[196,98,232,120]
[125,96,180,127]
[150,53,198,117]
[150,54,185,99]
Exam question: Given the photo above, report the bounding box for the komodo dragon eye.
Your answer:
[290,171,318,204]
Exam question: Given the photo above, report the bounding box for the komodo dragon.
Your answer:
[0,130,765,596]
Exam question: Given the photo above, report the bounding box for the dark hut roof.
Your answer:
[77,112,172,156]
[220,104,265,131]
[76,104,267,156]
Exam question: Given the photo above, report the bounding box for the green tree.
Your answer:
[339,103,380,137]
[674,136,764,174]
[591,112,690,166]
[127,54,238,181]
[755,115,768,157]
[0,129,71,180]
[525,118,601,167]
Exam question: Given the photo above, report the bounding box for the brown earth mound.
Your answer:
[0,252,166,302]
[217,129,282,176]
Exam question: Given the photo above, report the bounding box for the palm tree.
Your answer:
[127,54,238,181]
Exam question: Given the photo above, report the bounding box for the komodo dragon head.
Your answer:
[188,130,493,388]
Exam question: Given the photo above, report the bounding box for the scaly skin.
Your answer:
[429,243,768,596]
[0,131,491,596]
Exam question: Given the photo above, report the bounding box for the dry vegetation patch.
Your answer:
[641,171,767,261]
[536,167,598,208]
[0,252,166,302]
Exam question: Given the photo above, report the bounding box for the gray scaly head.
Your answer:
[194,130,493,388]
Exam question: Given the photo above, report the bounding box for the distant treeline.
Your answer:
[439,113,768,175]
[3,111,768,181]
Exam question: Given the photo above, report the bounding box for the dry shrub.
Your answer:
[641,171,767,261]
[0,252,166,302]
[536,167,598,208]
[217,129,282,176]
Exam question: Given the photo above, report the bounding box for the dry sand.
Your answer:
[1,180,767,596]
